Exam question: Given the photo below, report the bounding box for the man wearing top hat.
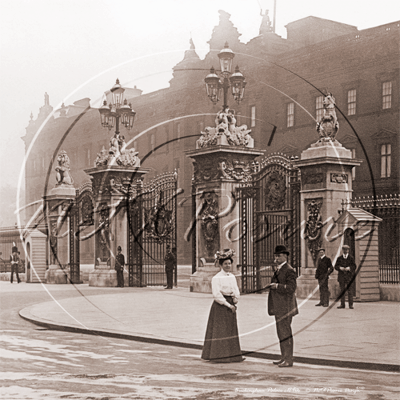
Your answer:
[268,245,298,367]
[315,248,333,307]
[10,243,21,284]
[335,244,357,309]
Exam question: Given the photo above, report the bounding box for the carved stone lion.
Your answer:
[55,150,74,186]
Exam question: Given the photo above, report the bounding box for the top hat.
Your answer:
[274,245,289,255]
[342,245,350,250]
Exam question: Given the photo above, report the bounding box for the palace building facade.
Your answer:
[22,11,399,265]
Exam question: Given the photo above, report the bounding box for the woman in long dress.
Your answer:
[201,249,244,363]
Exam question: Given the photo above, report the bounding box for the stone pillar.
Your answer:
[187,128,263,292]
[294,141,362,298]
[43,186,75,284]
[41,150,77,284]
[85,164,149,287]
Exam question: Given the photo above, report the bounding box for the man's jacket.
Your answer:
[315,256,333,280]
[268,262,299,318]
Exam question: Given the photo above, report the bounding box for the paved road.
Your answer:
[1,281,399,399]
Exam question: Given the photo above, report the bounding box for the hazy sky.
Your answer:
[0,0,398,190]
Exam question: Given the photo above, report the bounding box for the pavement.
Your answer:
[4,270,399,373]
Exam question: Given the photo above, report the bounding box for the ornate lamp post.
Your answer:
[87,79,148,288]
[204,42,246,110]
[98,79,136,135]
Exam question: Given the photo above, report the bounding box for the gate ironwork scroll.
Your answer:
[71,183,95,284]
[238,154,300,293]
[128,172,178,287]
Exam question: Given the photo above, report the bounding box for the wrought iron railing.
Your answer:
[342,194,400,210]
[0,260,25,273]
[379,263,400,285]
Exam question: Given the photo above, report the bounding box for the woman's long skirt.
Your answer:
[201,296,243,363]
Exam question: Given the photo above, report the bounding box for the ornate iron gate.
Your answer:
[70,183,95,284]
[128,172,178,287]
[238,154,300,293]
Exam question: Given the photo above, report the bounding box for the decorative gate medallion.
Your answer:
[145,203,173,243]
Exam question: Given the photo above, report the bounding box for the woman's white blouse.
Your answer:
[211,269,240,307]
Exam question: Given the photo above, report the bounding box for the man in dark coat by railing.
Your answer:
[268,245,298,368]
[115,246,125,288]
[335,245,357,309]
[164,245,176,289]
[315,248,333,307]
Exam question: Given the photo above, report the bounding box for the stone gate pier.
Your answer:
[187,108,263,292]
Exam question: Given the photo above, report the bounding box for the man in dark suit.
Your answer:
[115,246,125,288]
[268,245,298,367]
[335,245,357,309]
[164,245,176,289]
[315,248,333,307]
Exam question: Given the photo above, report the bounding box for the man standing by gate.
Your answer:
[115,246,125,288]
[315,248,333,307]
[164,245,176,289]
[268,245,298,367]
[335,244,356,309]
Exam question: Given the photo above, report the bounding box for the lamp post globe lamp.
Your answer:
[204,67,221,105]
[98,79,136,134]
[205,42,246,110]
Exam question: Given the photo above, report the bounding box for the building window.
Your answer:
[347,89,356,115]
[287,102,294,127]
[86,148,91,166]
[316,96,324,121]
[351,149,356,180]
[250,106,256,127]
[382,81,392,109]
[381,144,391,178]
[164,127,169,152]
[176,122,181,142]
[236,111,241,126]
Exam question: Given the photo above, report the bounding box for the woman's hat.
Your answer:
[214,248,235,261]
[274,245,289,255]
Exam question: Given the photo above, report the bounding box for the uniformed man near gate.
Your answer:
[115,246,125,288]
[315,248,333,307]
[10,243,21,284]
[268,245,298,367]
[164,245,176,289]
